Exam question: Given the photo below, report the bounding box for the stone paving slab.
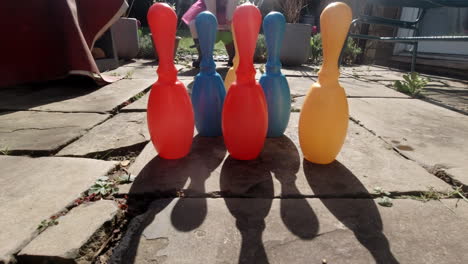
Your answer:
[118,113,449,197]
[0,79,153,113]
[111,198,468,264]
[105,66,157,81]
[0,156,117,263]
[121,79,195,112]
[0,111,109,153]
[120,59,157,68]
[375,79,468,114]
[282,65,318,78]
[121,93,150,112]
[349,98,468,185]
[18,200,120,263]
[288,76,408,102]
[57,112,149,157]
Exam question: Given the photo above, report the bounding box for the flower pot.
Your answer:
[112,17,140,60]
[280,23,311,66]
[149,34,181,60]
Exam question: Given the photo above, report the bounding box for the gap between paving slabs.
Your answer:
[9,162,135,264]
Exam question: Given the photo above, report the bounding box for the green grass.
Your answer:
[177,29,227,57]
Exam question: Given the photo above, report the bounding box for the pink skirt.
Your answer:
[182,0,228,26]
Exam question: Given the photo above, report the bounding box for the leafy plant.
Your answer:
[37,218,59,233]
[254,34,267,63]
[309,34,362,65]
[342,38,362,65]
[88,177,119,197]
[309,34,322,64]
[394,72,429,97]
[137,33,156,59]
[378,196,393,207]
[0,147,9,155]
[373,187,391,196]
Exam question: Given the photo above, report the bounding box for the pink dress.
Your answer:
[182,0,228,26]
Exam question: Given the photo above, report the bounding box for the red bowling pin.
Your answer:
[222,4,268,160]
[147,3,194,159]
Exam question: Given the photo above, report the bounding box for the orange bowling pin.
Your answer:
[298,2,352,164]
[224,24,239,90]
[222,4,268,160]
[147,3,194,159]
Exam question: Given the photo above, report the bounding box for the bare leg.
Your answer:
[189,20,198,39]
[189,20,201,68]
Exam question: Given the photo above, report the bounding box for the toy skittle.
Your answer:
[298,2,352,164]
[260,12,291,138]
[224,24,239,90]
[192,11,226,137]
[147,3,194,159]
[222,4,268,160]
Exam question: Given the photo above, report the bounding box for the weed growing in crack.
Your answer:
[401,186,468,203]
[0,147,9,155]
[374,187,393,207]
[89,177,119,197]
[373,187,390,196]
[37,218,59,233]
[378,197,393,207]
[115,173,135,185]
[394,72,429,97]
[124,70,135,79]
[133,92,146,101]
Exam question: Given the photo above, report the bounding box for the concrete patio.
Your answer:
[0,60,467,264]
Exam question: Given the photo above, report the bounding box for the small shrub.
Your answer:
[137,33,155,59]
[394,72,429,97]
[342,38,362,65]
[309,34,362,65]
[309,34,322,64]
[254,34,267,63]
[88,177,118,197]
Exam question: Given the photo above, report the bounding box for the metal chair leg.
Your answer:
[411,41,418,73]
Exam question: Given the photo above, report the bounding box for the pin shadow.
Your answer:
[110,135,226,263]
[171,136,226,231]
[262,136,318,239]
[303,160,400,264]
[220,156,273,264]
[220,136,319,264]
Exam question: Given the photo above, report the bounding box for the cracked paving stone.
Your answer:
[121,79,194,112]
[0,156,117,263]
[0,111,109,153]
[349,97,468,186]
[104,66,157,81]
[57,112,149,157]
[291,78,409,112]
[18,200,121,264]
[117,113,450,198]
[0,79,153,113]
[110,198,468,264]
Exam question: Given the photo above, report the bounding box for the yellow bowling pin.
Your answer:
[298,2,352,164]
[224,25,239,90]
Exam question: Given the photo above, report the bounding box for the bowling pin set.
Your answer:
[146,2,352,164]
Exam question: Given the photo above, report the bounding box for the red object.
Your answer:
[0,0,126,87]
[312,26,318,35]
[222,4,268,160]
[147,3,194,159]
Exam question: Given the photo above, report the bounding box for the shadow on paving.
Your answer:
[0,76,99,115]
[111,136,398,264]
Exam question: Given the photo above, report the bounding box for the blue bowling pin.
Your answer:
[192,11,226,137]
[260,12,291,138]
